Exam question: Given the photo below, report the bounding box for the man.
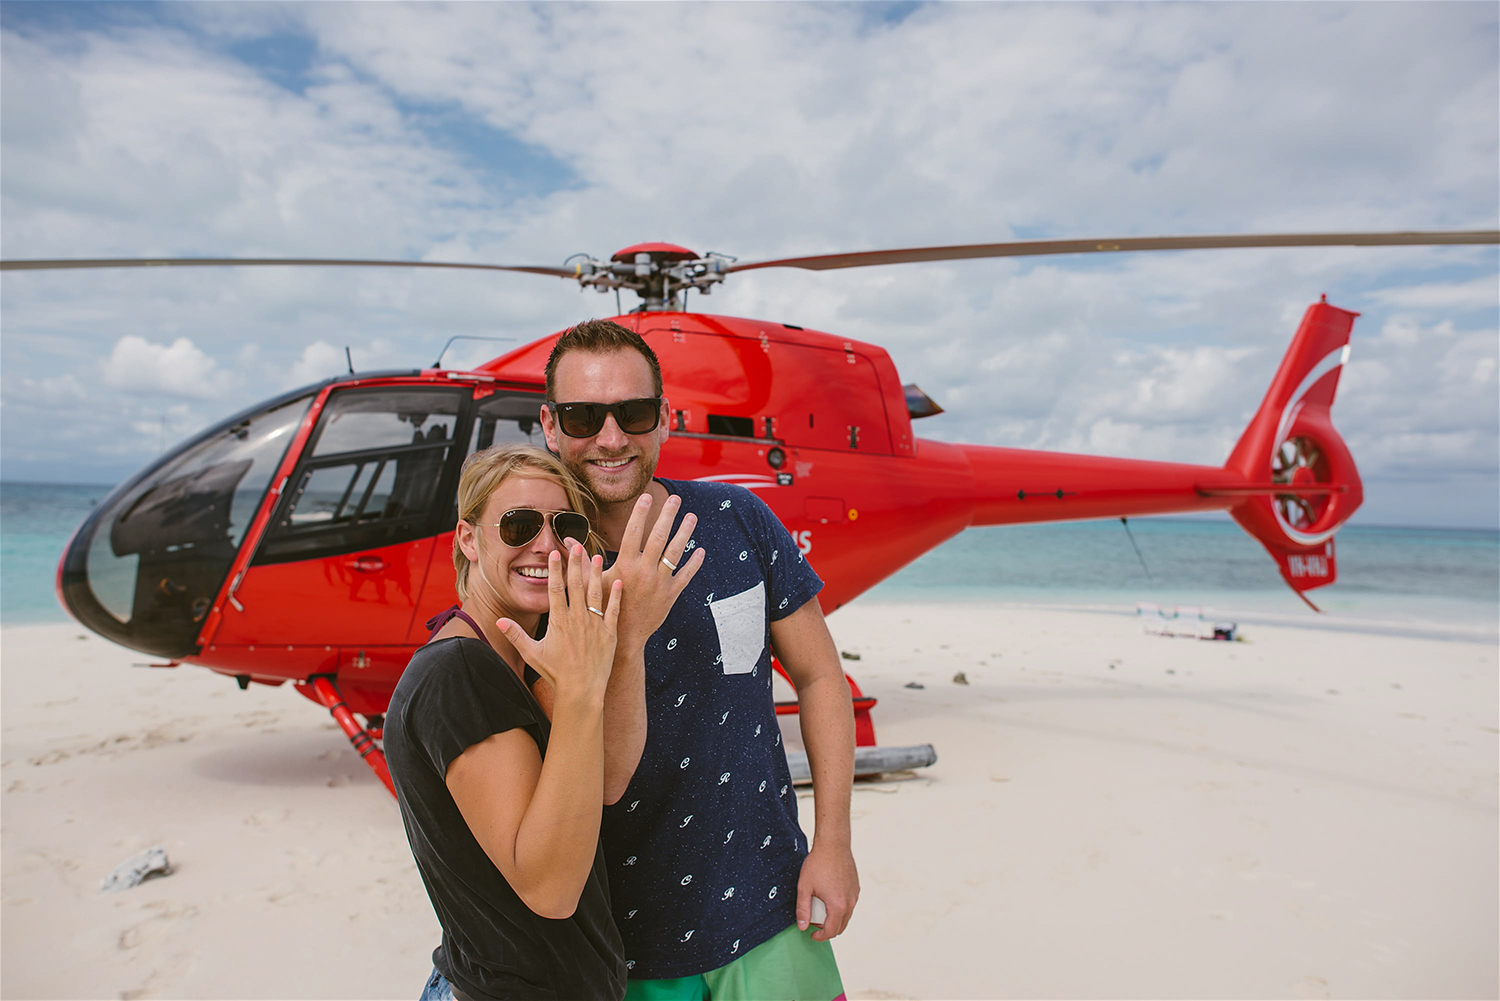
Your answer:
[540,319,858,1001]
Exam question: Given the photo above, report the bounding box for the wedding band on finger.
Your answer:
[587,605,605,617]
[660,556,678,571]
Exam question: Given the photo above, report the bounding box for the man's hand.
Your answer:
[796,840,860,942]
[599,493,705,652]
[773,598,859,941]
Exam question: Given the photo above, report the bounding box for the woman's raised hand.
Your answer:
[498,544,622,703]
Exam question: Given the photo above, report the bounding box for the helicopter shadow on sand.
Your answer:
[189,722,382,789]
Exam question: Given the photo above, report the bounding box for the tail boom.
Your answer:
[956,446,1243,526]
[945,297,1362,603]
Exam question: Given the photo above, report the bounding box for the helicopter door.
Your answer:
[211,385,467,647]
[404,388,549,643]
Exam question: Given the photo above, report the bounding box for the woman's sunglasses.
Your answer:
[547,398,663,438]
[475,508,592,548]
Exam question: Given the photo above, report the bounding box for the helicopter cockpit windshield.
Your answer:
[59,390,314,658]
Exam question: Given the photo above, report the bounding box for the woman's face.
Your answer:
[462,472,578,619]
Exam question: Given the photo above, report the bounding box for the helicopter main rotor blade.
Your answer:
[726,230,1500,273]
[0,257,578,277]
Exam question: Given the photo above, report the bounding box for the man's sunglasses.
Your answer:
[547,398,663,438]
[474,508,592,549]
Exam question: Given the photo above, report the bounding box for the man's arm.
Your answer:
[599,643,648,803]
[596,493,704,802]
[534,495,703,802]
[531,642,650,805]
[771,597,860,942]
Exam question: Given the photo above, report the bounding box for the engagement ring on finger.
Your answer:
[661,556,678,571]
[587,605,605,617]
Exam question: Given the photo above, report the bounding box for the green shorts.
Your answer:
[623,924,844,1001]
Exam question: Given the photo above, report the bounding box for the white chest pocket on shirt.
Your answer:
[708,581,766,676]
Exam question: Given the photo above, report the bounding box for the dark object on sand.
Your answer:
[101,846,172,892]
[840,650,862,661]
[952,672,969,685]
[904,681,925,690]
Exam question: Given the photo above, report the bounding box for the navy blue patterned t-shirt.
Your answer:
[601,478,824,980]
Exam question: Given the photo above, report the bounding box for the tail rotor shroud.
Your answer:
[1223,299,1365,600]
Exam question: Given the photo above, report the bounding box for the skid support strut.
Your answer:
[307,676,396,798]
[770,658,879,747]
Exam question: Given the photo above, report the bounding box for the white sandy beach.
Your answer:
[2,602,1496,1000]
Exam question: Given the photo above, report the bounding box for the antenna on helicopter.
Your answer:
[345,346,354,374]
[431,335,515,369]
[1119,517,1153,581]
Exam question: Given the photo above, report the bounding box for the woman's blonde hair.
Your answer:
[453,445,601,603]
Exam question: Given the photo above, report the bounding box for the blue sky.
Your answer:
[1,1,1496,527]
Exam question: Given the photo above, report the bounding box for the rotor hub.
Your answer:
[566,243,735,311]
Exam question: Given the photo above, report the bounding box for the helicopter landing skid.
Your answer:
[771,660,879,747]
[306,676,396,797]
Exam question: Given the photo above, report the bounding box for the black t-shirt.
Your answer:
[385,637,626,1001]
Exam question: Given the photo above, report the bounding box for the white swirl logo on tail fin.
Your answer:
[1272,344,1351,547]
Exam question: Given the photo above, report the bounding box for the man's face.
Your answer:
[542,348,669,505]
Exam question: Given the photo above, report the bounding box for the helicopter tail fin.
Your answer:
[1217,298,1365,604]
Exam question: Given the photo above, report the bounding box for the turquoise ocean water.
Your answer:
[2,481,1496,632]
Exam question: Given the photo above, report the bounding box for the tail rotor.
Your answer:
[1272,436,1331,532]
[1221,298,1365,605]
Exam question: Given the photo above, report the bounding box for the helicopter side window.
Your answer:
[467,392,546,454]
[255,387,466,564]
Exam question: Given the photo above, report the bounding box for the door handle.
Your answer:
[345,555,387,574]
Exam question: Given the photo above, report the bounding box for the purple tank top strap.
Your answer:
[425,605,542,690]
[424,605,494,651]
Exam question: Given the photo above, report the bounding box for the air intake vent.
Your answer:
[707,415,754,437]
[903,384,944,419]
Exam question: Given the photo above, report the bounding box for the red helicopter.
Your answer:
[5,229,1495,796]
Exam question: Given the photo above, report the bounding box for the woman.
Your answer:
[385,445,627,1001]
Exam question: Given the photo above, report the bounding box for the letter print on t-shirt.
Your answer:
[602,479,824,980]
[708,581,766,675]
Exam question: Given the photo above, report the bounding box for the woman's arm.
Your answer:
[445,544,622,919]
[445,696,604,918]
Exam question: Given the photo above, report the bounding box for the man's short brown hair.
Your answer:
[545,319,663,400]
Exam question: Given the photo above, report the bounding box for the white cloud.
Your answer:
[15,373,87,403]
[101,335,235,398]
[280,337,414,389]
[0,3,1495,525]
[282,340,347,389]
[1371,275,1500,311]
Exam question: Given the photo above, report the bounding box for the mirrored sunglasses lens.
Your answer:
[554,513,590,543]
[497,509,545,546]
[617,399,660,434]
